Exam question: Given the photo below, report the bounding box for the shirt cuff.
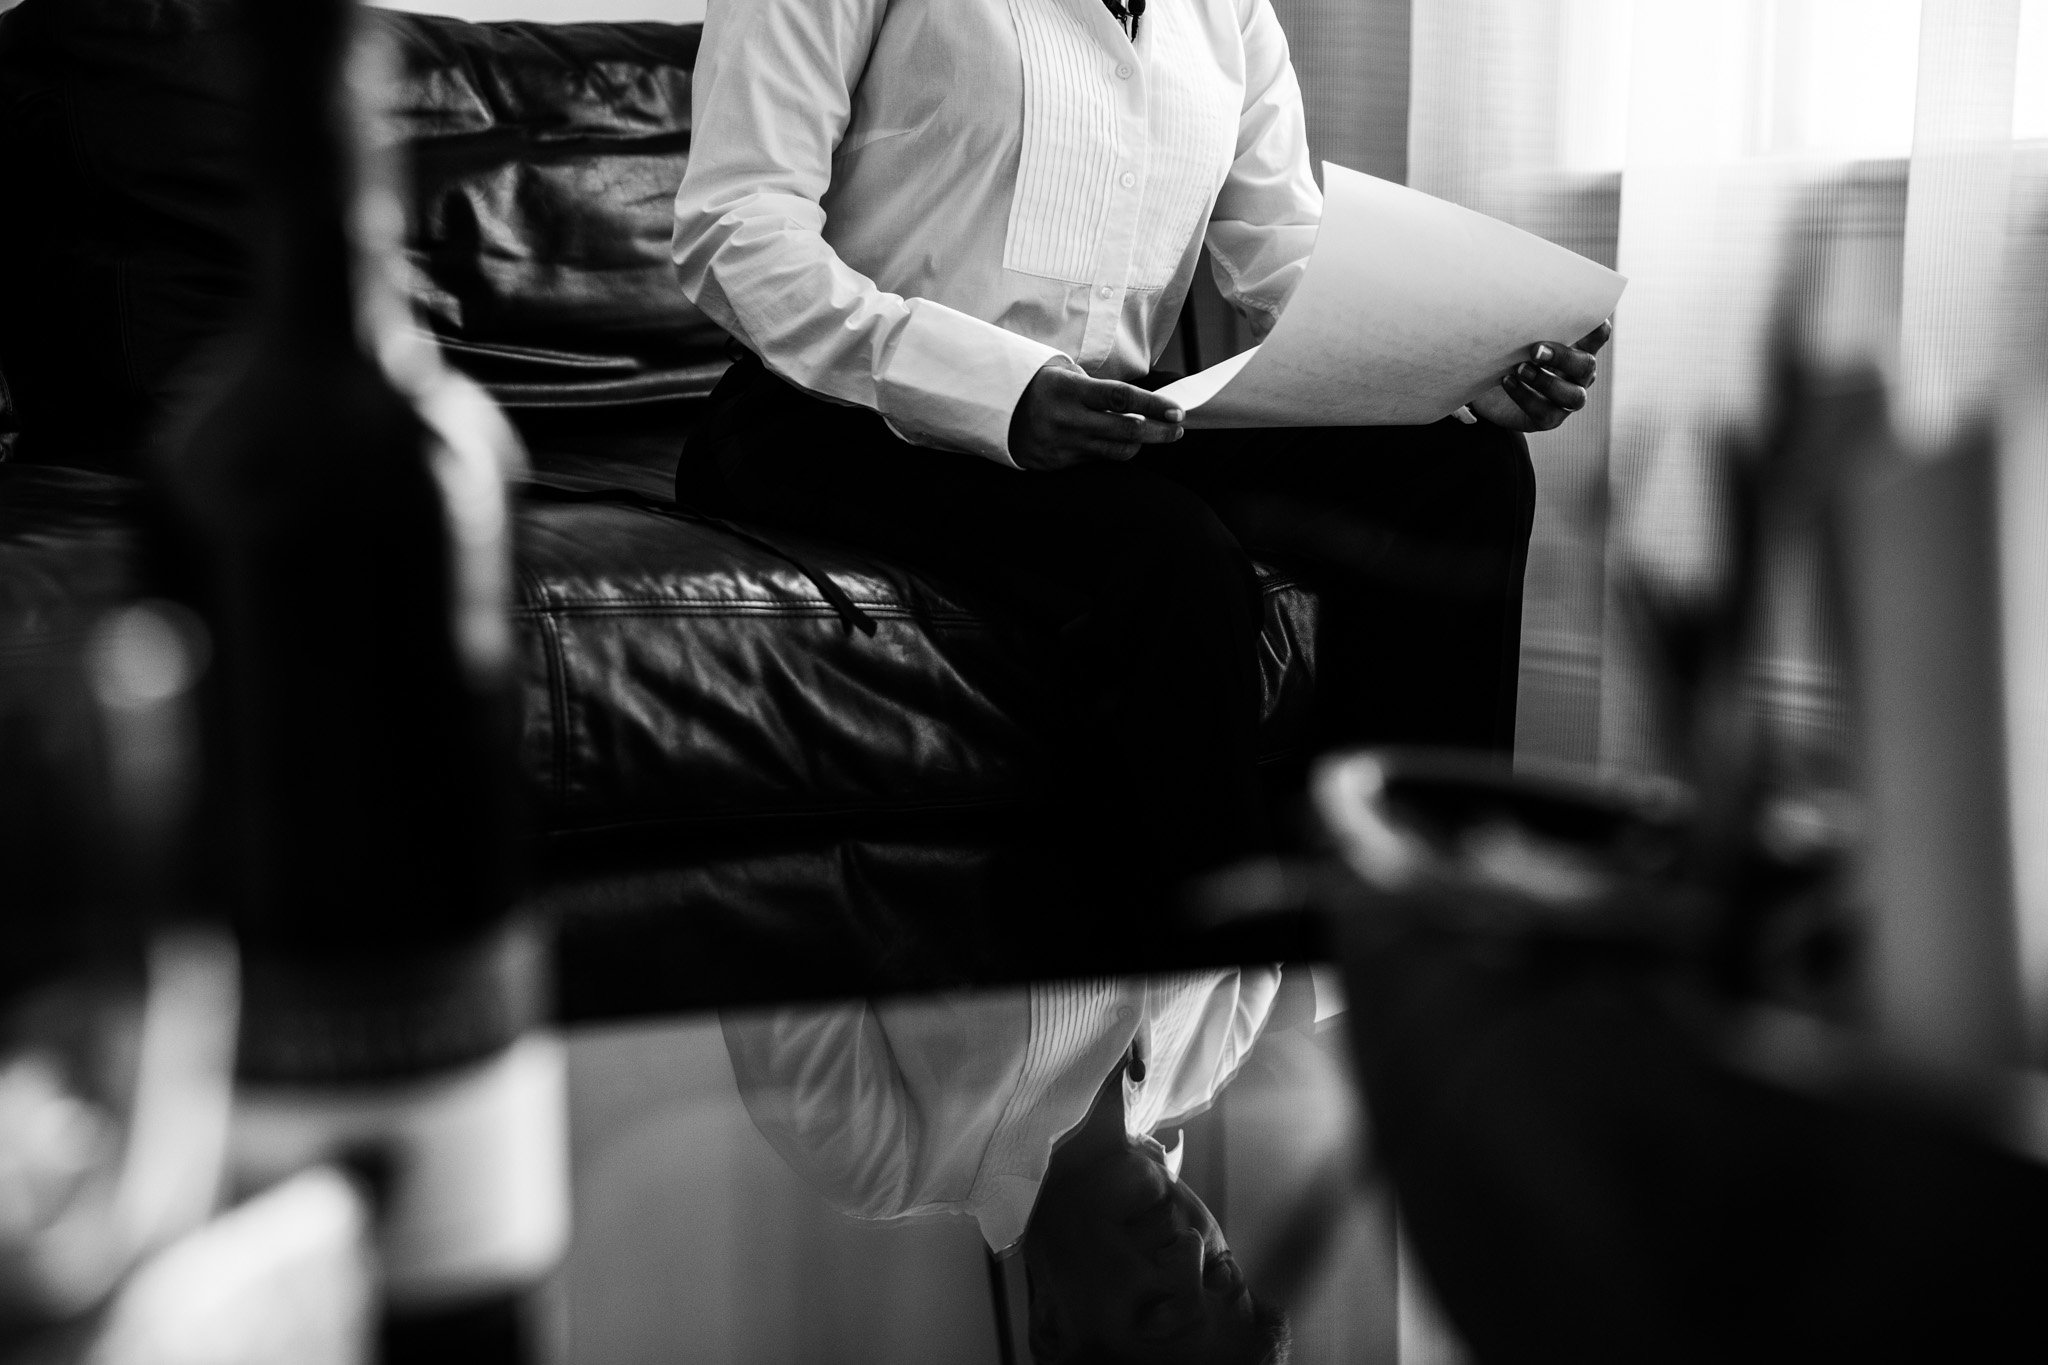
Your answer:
[875,298,1065,468]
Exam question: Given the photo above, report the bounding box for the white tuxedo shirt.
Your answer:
[672,0,1322,466]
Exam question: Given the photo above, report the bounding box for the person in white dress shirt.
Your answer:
[672,0,1606,918]
[722,968,1289,1363]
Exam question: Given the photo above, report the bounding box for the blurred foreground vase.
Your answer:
[0,609,240,1341]
[147,0,566,1359]
[1311,749,2048,1364]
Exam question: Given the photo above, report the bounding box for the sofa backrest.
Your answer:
[0,0,723,469]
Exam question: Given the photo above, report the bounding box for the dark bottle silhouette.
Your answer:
[148,0,565,1359]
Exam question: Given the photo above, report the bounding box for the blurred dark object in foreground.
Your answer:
[144,0,567,1355]
[0,603,291,1359]
[1302,749,2048,1362]
[1194,193,2048,1360]
[0,623,155,1334]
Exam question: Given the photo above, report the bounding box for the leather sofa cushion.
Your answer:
[389,17,726,408]
[518,493,1322,845]
[0,0,722,466]
[0,466,1323,850]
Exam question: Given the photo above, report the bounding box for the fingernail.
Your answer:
[1164,407,1184,422]
[1533,344,1552,363]
[1171,426,1184,440]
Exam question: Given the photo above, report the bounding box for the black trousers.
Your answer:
[681,355,1535,894]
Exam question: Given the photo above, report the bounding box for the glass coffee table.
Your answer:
[554,749,2048,1364]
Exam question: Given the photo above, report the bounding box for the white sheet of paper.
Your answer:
[1158,163,1627,428]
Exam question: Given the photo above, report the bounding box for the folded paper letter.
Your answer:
[1158,163,1628,427]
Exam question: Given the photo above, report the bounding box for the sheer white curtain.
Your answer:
[1406,1,1630,768]
[1403,0,2048,1047]
[2005,40,2048,1053]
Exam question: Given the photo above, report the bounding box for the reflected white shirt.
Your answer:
[671,0,1322,467]
[720,970,1282,1252]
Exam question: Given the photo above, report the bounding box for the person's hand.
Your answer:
[1008,359,1185,471]
[1468,321,1612,433]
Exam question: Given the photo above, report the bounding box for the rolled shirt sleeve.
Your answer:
[1204,0,1323,340]
[672,0,1061,466]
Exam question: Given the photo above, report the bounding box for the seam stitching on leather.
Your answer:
[518,563,573,807]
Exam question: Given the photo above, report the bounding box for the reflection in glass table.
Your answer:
[563,967,1410,1364]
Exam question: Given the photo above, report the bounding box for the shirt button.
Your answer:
[1116,62,1133,79]
[1119,170,1137,189]
[1099,284,1115,300]
[1116,1005,1135,1021]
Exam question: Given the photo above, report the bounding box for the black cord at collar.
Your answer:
[1104,0,1146,42]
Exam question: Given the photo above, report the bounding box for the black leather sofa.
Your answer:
[0,0,1508,1017]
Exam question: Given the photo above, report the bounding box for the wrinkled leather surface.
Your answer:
[388,16,726,407]
[515,496,1320,844]
[0,0,721,468]
[0,466,1324,863]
